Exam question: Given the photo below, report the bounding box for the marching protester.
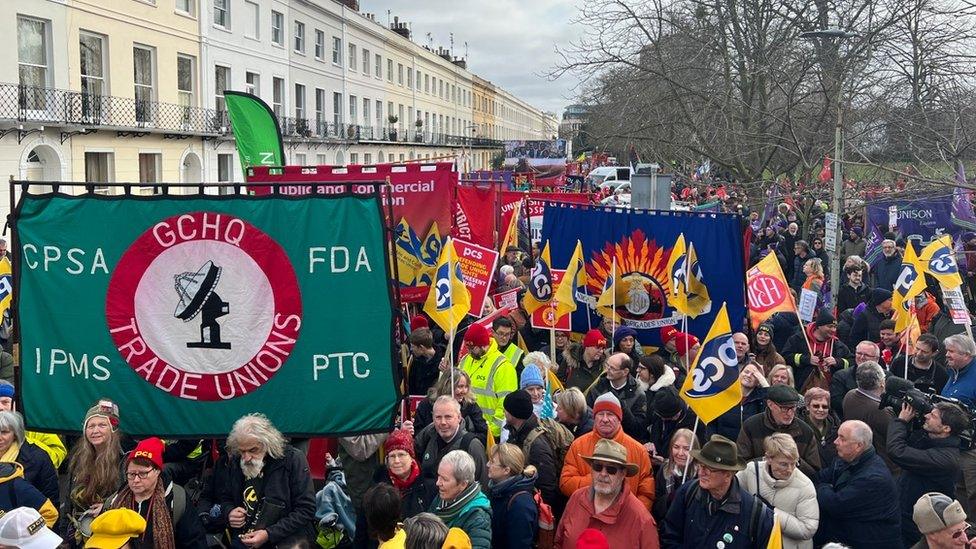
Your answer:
[407,327,445,397]
[414,396,487,487]
[219,414,316,547]
[830,340,882,413]
[850,288,894,345]
[941,334,976,518]
[781,310,852,392]
[888,400,968,547]
[412,369,489,445]
[103,437,207,548]
[66,401,126,547]
[751,323,785,376]
[456,323,517,439]
[517,359,551,419]
[553,387,593,438]
[800,387,840,466]
[369,429,436,524]
[842,361,899,471]
[707,362,768,441]
[901,333,950,392]
[612,326,643,363]
[585,352,648,442]
[814,420,901,549]
[491,317,525,372]
[555,439,659,548]
[645,389,700,464]
[429,450,491,549]
[559,329,608,391]
[911,493,973,549]
[501,390,558,508]
[560,393,655,509]
[735,434,819,549]
[0,411,58,508]
[636,355,676,397]
[485,443,538,549]
[661,435,775,548]
[0,381,67,468]
[651,428,698,524]
[736,384,822,477]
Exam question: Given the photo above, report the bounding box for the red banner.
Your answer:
[453,185,496,249]
[492,288,520,310]
[248,163,457,302]
[452,239,499,317]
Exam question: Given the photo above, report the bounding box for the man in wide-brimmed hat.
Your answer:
[554,439,658,548]
[661,435,774,548]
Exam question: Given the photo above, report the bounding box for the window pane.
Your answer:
[18,18,46,65]
[177,57,192,92]
[133,48,152,85]
[80,34,103,78]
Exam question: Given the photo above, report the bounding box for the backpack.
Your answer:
[521,418,574,471]
[683,480,769,545]
[507,489,554,549]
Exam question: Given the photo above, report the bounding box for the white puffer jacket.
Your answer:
[736,459,820,549]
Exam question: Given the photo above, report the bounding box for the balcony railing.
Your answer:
[0,83,226,135]
[0,82,507,148]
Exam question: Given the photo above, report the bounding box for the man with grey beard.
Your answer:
[218,413,316,548]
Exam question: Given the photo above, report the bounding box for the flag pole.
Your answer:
[448,238,456,390]
[611,257,617,335]
[683,239,691,374]
[905,309,916,379]
[682,416,699,480]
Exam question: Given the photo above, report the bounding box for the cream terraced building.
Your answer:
[0,0,555,221]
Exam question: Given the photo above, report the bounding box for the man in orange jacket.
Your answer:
[559,392,654,509]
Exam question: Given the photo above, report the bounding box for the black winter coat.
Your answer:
[219,445,316,545]
[706,387,767,441]
[662,478,774,549]
[503,416,557,507]
[18,441,59,508]
[873,253,903,291]
[850,305,891,347]
[887,419,962,547]
[837,283,870,315]
[560,408,593,439]
[585,376,647,442]
[781,331,852,391]
[815,447,901,549]
[646,405,700,460]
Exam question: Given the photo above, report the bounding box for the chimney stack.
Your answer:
[390,16,411,39]
[337,0,360,11]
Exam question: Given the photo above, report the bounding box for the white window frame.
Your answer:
[243,1,259,40]
[362,48,369,74]
[314,30,324,60]
[175,0,195,16]
[272,76,284,118]
[213,0,229,29]
[332,37,342,66]
[271,11,284,47]
[374,53,381,78]
[214,64,230,112]
[294,83,305,119]
[245,71,259,96]
[348,43,356,72]
[293,20,305,54]
[176,54,195,108]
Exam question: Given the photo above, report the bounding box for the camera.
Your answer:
[881,376,976,449]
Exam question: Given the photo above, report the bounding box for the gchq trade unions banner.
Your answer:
[14,192,397,437]
[541,203,745,346]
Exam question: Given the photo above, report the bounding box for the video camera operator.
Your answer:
[941,334,976,518]
[887,392,968,548]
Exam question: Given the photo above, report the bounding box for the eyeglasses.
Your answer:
[952,523,972,540]
[855,351,879,359]
[126,470,154,480]
[590,462,621,475]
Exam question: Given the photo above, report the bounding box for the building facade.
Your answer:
[0,0,555,220]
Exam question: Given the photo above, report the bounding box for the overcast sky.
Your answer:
[359,0,579,118]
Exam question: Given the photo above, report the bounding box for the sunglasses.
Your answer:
[809,404,829,410]
[953,524,972,540]
[590,462,622,475]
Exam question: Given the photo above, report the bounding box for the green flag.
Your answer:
[224,91,285,174]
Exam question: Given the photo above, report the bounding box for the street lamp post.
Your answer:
[800,28,856,311]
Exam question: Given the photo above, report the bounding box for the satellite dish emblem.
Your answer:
[174,260,231,350]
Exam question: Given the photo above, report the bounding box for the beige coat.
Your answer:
[736,459,819,549]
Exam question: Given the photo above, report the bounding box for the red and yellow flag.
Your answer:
[746,253,797,330]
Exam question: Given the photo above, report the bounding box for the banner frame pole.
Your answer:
[682,416,700,480]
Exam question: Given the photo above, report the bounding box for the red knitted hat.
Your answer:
[464,323,491,347]
[593,393,623,421]
[660,325,678,345]
[675,333,700,357]
[576,528,610,549]
[583,329,607,349]
[383,429,415,460]
[409,315,429,331]
[128,437,165,470]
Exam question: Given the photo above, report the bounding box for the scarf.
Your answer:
[112,481,176,549]
[389,461,420,494]
[0,441,20,463]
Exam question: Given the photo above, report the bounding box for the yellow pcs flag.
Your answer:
[553,240,586,319]
[523,241,554,314]
[667,234,712,318]
[667,233,690,315]
[0,257,10,320]
[919,235,964,289]
[679,302,742,423]
[746,253,797,330]
[423,237,471,333]
[893,241,927,332]
[596,258,617,319]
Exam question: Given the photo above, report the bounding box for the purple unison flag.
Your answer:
[952,161,976,231]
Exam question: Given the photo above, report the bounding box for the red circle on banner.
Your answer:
[746,274,788,313]
[105,212,302,401]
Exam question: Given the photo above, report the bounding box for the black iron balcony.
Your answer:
[357,125,503,148]
[0,83,226,136]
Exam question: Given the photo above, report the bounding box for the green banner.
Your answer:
[224,91,285,173]
[15,192,397,437]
